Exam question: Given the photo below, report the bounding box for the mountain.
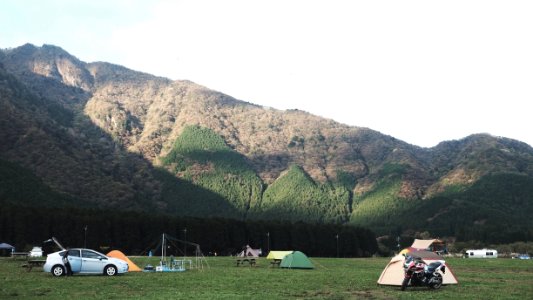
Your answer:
[1,44,532,242]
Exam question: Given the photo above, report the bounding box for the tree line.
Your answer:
[0,202,378,257]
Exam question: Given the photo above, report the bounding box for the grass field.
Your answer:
[1,256,532,299]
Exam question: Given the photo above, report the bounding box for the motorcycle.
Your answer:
[401,255,445,291]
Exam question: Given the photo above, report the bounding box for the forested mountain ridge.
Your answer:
[1,44,532,242]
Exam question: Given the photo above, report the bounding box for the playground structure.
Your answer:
[143,233,208,272]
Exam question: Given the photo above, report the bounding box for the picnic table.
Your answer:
[269,259,281,267]
[22,259,46,272]
[236,257,256,267]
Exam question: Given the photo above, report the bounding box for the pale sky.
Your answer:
[1,0,532,147]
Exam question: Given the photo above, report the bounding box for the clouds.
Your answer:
[1,0,532,147]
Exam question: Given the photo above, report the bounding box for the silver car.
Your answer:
[43,248,129,276]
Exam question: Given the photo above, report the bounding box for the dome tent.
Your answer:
[280,251,314,269]
[107,250,142,272]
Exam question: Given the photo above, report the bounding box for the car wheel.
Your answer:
[104,265,117,276]
[52,265,65,277]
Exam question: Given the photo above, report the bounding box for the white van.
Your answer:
[465,249,498,258]
[29,246,43,257]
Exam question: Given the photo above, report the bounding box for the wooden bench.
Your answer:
[11,252,28,260]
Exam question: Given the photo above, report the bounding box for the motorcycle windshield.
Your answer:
[426,261,443,273]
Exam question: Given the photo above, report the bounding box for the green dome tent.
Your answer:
[280,251,314,269]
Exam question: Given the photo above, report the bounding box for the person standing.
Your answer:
[62,249,73,276]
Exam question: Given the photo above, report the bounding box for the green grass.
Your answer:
[2,256,532,299]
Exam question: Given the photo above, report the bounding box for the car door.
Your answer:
[67,249,82,273]
[81,249,107,274]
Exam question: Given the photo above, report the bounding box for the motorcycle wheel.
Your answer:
[429,273,443,289]
[401,278,409,291]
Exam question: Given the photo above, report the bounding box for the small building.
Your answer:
[465,249,498,258]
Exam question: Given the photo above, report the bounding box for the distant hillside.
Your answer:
[0,158,81,208]
[1,44,532,243]
[161,125,262,219]
[249,165,351,223]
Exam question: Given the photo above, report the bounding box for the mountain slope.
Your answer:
[0,47,228,214]
[409,173,533,243]
[161,125,262,219]
[1,44,533,242]
[0,158,83,208]
[249,165,351,223]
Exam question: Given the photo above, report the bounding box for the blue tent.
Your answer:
[0,243,14,250]
[0,243,15,256]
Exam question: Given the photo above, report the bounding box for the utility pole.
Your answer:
[84,225,88,248]
[397,236,401,253]
[183,228,187,257]
[266,232,270,253]
[336,234,339,258]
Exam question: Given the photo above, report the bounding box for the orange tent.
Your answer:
[107,250,141,272]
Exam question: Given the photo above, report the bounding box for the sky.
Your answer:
[1,0,532,147]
